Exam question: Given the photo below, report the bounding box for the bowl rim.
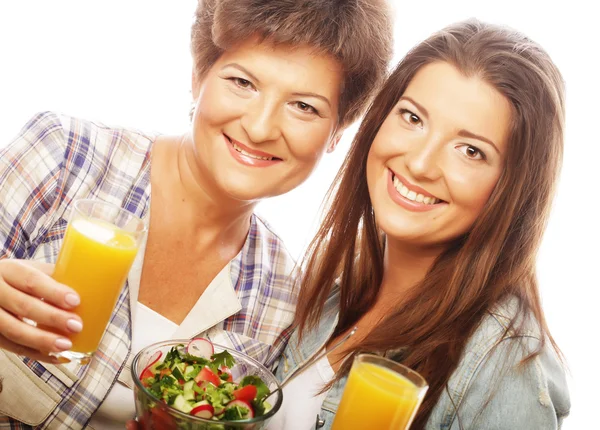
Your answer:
[131,338,284,425]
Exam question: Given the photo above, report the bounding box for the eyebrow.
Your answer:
[221,63,260,84]
[457,130,500,153]
[400,96,500,153]
[291,92,331,108]
[400,96,429,118]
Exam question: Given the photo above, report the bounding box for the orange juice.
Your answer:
[332,361,422,430]
[52,218,139,353]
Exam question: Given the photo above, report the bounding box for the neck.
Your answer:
[154,134,257,241]
[378,238,446,303]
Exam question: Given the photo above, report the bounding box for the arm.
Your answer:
[0,112,82,362]
[0,112,65,259]
[447,336,570,430]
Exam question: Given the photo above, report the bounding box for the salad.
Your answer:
[139,338,271,421]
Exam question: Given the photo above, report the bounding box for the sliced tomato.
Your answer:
[159,368,172,378]
[194,366,221,387]
[232,384,258,402]
[218,368,233,382]
[140,367,154,382]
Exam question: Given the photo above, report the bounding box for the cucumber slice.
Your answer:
[183,380,195,401]
[173,394,193,413]
[184,365,198,378]
[172,363,186,381]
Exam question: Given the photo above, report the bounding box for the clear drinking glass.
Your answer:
[331,354,428,430]
[47,199,146,364]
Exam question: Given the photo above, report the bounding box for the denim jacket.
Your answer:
[275,287,570,429]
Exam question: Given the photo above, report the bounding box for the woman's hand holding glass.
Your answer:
[0,259,82,362]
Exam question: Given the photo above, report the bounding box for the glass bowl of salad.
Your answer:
[131,338,283,429]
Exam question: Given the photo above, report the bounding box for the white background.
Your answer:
[0,1,597,428]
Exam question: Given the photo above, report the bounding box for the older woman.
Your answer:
[0,0,394,427]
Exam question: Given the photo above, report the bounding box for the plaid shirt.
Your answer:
[0,112,298,429]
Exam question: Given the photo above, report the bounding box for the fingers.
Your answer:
[22,260,55,276]
[0,338,61,363]
[0,310,73,362]
[0,260,80,309]
[0,282,82,335]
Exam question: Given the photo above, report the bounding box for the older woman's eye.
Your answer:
[229,77,254,89]
[399,108,423,128]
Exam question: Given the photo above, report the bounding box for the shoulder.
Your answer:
[60,113,154,168]
[4,111,154,169]
[2,111,67,167]
[428,296,570,429]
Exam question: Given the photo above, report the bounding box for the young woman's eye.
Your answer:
[458,144,486,161]
[399,108,423,128]
[293,101,318,115]
[229,77,254,90]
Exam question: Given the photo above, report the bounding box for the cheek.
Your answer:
[194,84,241,130]
[448,169,499,217]
[285,121,332,163]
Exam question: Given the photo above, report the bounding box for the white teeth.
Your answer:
[399,185,409,197]
[232,142,273,161]
[392,174,439,205]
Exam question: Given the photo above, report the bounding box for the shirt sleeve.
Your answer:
[448,336,570,430]
[0,112,66,259]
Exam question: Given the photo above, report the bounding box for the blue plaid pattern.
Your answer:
[0,112,297,429]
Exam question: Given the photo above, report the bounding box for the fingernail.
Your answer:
[65,293,80,307]
[54,338,72,351]
[66,319,83,333]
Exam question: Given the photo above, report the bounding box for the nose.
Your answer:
[403,134,443,181]
[240,97,282,144]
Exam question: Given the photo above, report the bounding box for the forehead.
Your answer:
[403,61,512,152]
[215,38,343,95]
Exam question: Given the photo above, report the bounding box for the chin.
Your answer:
[221,183,270,202]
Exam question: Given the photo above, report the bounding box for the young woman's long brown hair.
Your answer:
[294,19,565,428]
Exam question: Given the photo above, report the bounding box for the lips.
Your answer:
[224,134,281,161]
[224,134,282,168]
[387,168,447,212]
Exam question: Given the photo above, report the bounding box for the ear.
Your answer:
[326,132,343,153]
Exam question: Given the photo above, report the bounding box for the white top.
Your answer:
[88,303,178,429]
[85,219,242,429]
[266,356,335,430]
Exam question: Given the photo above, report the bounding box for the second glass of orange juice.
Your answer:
[48,199,146,364]
[331,354,428,430]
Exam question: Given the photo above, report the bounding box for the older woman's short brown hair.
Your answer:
[191,0,394,127]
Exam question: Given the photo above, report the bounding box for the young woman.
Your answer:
[0,0,393,428]
[272,19,569,430]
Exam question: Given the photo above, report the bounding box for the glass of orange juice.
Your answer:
[48,199,146,364]
[331,354,428,430]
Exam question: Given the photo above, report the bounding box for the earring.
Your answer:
[189,100,196,122]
